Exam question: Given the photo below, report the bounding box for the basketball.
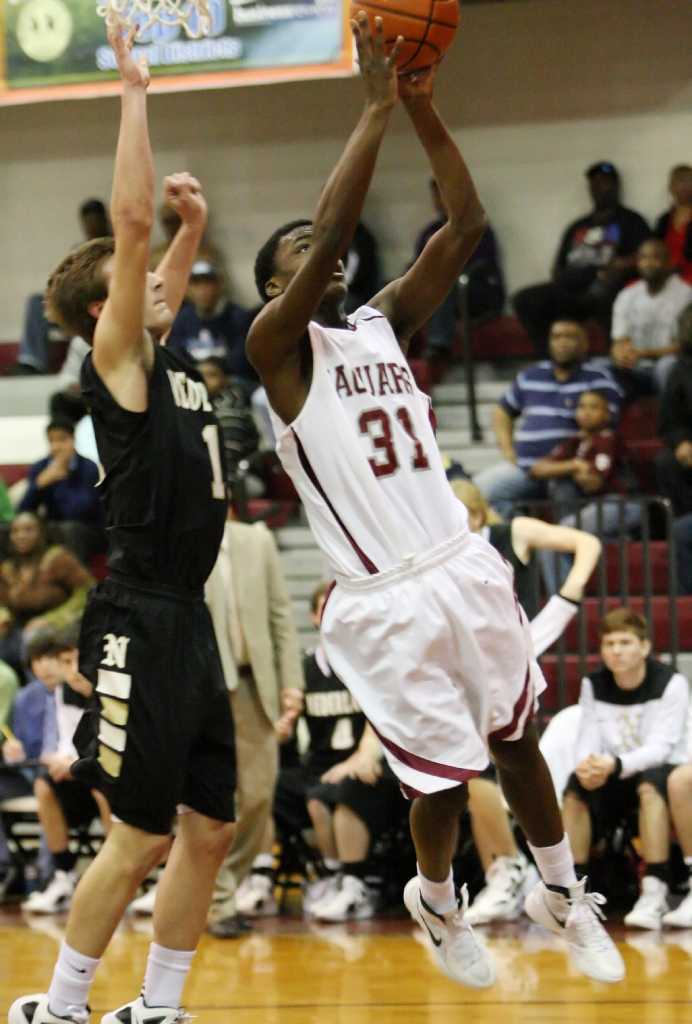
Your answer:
[350,0,459,76]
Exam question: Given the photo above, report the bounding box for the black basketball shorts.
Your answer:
[73,578,236,835]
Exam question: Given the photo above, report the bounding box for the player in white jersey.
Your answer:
[247,14,624,987]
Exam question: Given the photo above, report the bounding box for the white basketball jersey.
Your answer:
[271,306,468,578]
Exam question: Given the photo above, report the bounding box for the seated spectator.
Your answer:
[609,238,692,393]
[655,164,692,285]
[344,221,381,313]
[474,320,621,518]
[563,608,688,930]
[18,418,104,562]
[167,261,257,397]
[414,178,505,375]
[238,583,403,923]
[529,389,639,542]
[0,512,94,676]
[0,674,51,901]
[656,304,692,516]
[18,628,110,914]
[197,357,260,488]
[49,337,91,427]
[513,163,650,355]
[7,200,110,376]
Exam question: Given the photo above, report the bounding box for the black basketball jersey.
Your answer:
[81,344,227,591]
[303,647,365,776]
[488,522,541,620]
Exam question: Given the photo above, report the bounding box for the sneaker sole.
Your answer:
[403,879,496,989]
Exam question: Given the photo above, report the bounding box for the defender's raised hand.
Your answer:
[107,18,150,90]
[163,173,208,231]
[351,12,403,109]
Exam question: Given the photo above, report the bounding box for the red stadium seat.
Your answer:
[623,439,664,494]
[585,542,670,596]
[470,316,534,361]
[0,342,19,373]
[560,596,692,653]
[0,465,29,487]
[538,654,601,710]
[619,397,659,442]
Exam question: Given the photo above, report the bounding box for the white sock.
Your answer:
[48,941,100,1018]
[143,943,195,1009]
[324,858,342,873]
[417,865,457,914]
[528,834,578,889]
[252,853,274,871]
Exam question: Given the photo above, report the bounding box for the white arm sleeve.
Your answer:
[620,674,690,778]
[530,595,579,658]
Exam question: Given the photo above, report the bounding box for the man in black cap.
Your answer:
[513,162,650,355]
[167,260,258,398]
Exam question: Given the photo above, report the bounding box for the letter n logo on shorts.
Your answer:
[96,667,131,779]
[102,633,130,670]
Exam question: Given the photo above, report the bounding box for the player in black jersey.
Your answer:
[10,20,235,1024]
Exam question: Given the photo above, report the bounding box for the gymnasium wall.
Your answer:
[1,0,691,340]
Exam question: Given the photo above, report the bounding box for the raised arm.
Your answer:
[154,173,208,326]
[92,21,154,406]
[369,68,486,348]
[247,15,401,378]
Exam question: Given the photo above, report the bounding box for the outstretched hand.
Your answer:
[163,173,208,230]
[351,12,403,109]
[107,17,150,90]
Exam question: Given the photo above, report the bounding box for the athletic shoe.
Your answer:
[129,885,157,917]
[303,874,340,916]
[312,875,376,922]
[624,876,669,930]
[8,994,89,1023]
[21,871,76,915]
[662,880,692,928]
[465,854,530,925]
[235,872,278,917]
[100,997,191,1023]
[403,877,496,989]
[524,877,625,983]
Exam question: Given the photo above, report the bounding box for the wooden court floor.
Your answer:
[2,908,692,1024]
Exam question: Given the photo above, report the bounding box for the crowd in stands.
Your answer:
[2,160,692,933]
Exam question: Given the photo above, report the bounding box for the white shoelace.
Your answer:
[569,890,614,951]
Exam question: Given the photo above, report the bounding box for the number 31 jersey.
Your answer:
[81,344,227,591]
[272,305,468,579]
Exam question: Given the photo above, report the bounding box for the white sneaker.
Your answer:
[235,872,278,917]
[663,881,692,928]
[22,871,76,915]
[9,994,89,1023]
[403,877,496,989]
[100,997,191,1023]
[624,876,669,930]
[313,874,376,922]
[303,874,340,916]
[524,877,625,983]
[465,854,530,926]
[128,884,157,917]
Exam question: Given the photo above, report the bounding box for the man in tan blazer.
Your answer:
[205,516,304,937]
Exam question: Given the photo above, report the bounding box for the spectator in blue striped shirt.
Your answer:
[474,320,622,518]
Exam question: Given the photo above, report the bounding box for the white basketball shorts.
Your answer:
[321,530,546,798]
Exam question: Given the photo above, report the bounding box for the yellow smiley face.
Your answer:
[16,0,73,63]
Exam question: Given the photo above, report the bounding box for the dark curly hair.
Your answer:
[254,219,312,302]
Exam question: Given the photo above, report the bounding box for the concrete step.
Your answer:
[276,527,317,549]
[434,379,508,405]
[287,577,322,601]
[0,376,58,417]
[279,547,329,579]
[435,404,495,430]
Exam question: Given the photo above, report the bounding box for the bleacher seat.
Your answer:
[585,542,669,596]
[539,655,601,710]
[624,440,664,494]
[620,397,659,442]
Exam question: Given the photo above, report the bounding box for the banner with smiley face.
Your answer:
[0,0,353,104]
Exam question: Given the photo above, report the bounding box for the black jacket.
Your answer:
[659,353,692,449]
[655,210,692,266]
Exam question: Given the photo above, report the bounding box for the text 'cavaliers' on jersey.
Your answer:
[81,344,227,591]
[270,306,469,578]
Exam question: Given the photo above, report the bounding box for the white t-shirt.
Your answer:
[611,275,692,352]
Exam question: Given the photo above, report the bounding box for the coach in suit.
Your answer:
[205,516,304,937]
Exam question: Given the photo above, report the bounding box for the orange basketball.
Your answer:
[351,0,460,75]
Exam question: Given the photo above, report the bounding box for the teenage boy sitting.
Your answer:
[562,607,689,929]
[21,626,110,914]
